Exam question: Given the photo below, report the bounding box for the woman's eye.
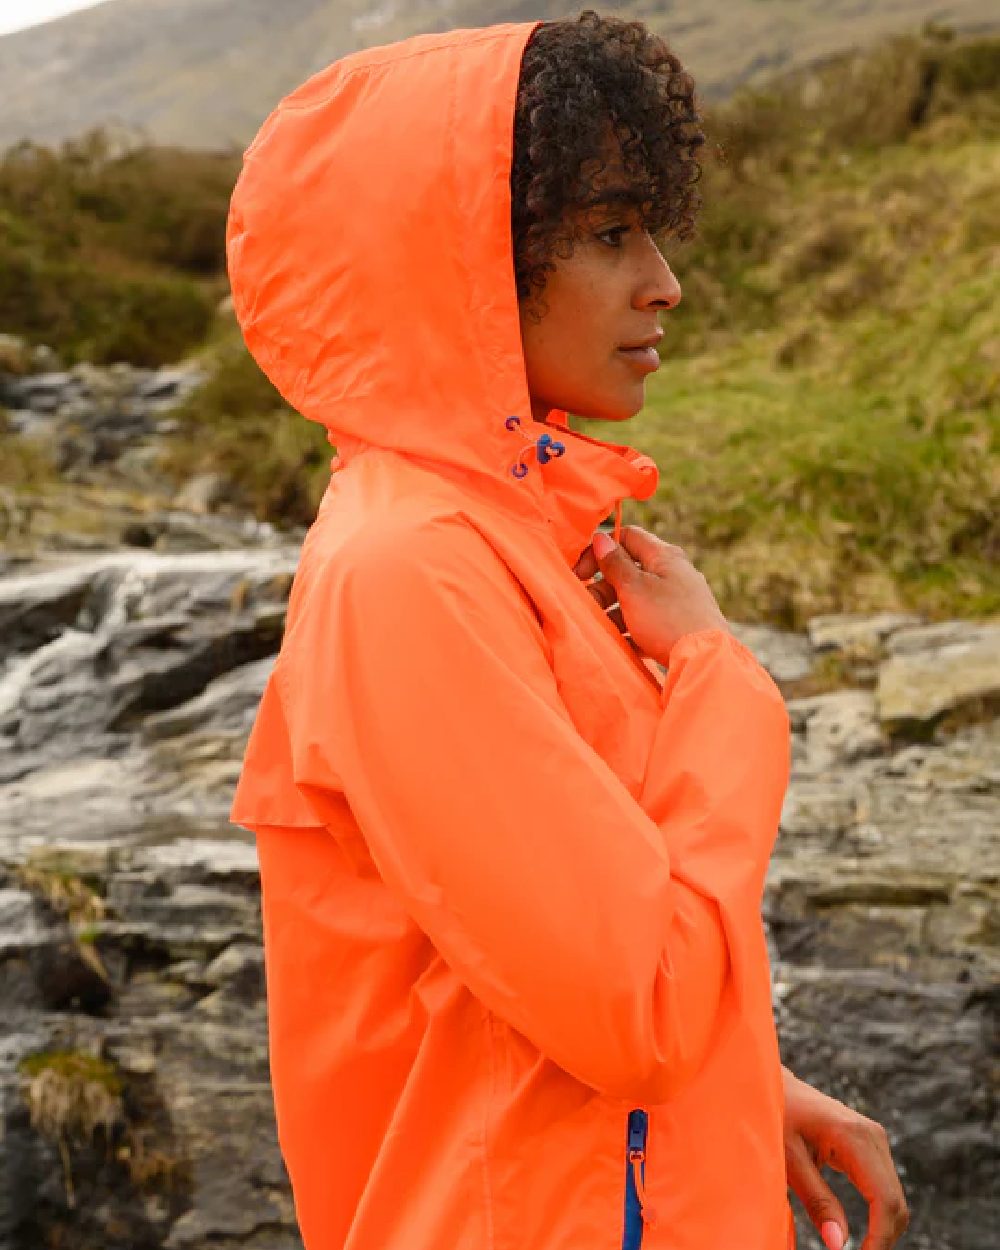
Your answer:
[596,226,628,248]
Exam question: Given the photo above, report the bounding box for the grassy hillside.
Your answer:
[595,30,1000,622]
[1,28,997,626]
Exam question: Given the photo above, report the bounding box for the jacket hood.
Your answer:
[225,21,660,564]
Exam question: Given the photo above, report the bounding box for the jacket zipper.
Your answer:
[622,1108,657,1248]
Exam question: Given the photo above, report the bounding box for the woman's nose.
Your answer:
[659,262,682,310]
[635,244,682,311]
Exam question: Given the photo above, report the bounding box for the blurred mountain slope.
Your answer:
[1,0,998,151]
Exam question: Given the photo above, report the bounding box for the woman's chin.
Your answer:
[573,396,643,422]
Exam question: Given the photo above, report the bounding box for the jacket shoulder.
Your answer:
[300,508,536,624]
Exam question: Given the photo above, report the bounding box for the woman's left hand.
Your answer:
[782,1065,910,1250]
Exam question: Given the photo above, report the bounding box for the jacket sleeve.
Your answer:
[275,513,790,1105]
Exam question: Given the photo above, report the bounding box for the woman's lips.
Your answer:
[616,345,661,371]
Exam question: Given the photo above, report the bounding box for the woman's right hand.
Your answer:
[584,525,731,666]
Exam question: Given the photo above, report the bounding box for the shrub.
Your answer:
[156,339,331,525]
[0,130,233,364]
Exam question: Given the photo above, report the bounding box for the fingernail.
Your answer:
[592,531,615,559]
[821,1221,845,1250]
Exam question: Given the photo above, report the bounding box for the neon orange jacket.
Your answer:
[227,21,795,1250]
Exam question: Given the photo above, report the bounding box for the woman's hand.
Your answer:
[573,526,730,666]
[573,536,645,660]
[782,1066,910,1250]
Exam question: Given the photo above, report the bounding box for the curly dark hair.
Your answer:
[511,9,704,308]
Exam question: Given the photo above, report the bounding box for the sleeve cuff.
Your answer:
[658,628,778,705]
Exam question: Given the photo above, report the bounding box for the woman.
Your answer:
[227,11,908,1250]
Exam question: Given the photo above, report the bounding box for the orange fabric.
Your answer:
[227,21,796,1250]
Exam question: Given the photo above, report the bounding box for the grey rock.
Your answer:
[807,611,925,656]
[33,936,114,1012]
[11,371,75,398]
[729,621,816,684]
[787,689,883,772]
[2,408,52,438]
[0,887,47,950]
[143,656,275,741]
[876,625,1000,727]
[0,565,95,660]
[0,550,295,773]
[204,942,264,1001]
[31,345,62,372]
[136,367,204,401]
[174,472,230,515]
[886,619,1000,657]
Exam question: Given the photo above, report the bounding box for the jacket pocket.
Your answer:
[622,1107,658,1248]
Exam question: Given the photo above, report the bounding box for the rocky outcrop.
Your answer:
[2,362,204,464]
[1,353,996,1249]
[0,356,286,559]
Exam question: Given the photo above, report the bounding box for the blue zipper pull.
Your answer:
[622,1108,657,1248]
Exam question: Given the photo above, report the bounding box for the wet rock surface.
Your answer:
[1,363,203,475]
[1,354,997,1248]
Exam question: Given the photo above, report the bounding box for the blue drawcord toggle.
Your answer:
[535,431,566,465]
[506,414,566,478]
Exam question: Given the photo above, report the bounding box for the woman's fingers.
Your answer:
[573,546,599,581]
[575,545,620,616]
[624,633,645,659]
[575,541,649,654]
[589,580,618,611]
[574,553,632,636]
[784,1132,850,1250]
[820,1120,910,1250]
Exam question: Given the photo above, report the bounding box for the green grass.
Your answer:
[19,1050,121,1092]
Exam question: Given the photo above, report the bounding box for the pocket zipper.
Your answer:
[622,1108,658,1248]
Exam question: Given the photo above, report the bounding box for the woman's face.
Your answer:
[518,193,682,425]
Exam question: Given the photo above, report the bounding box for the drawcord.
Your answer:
[505,414,566,478]
[611,497,624,544]
[505,414,628,549]
[629,1148,658,1227]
